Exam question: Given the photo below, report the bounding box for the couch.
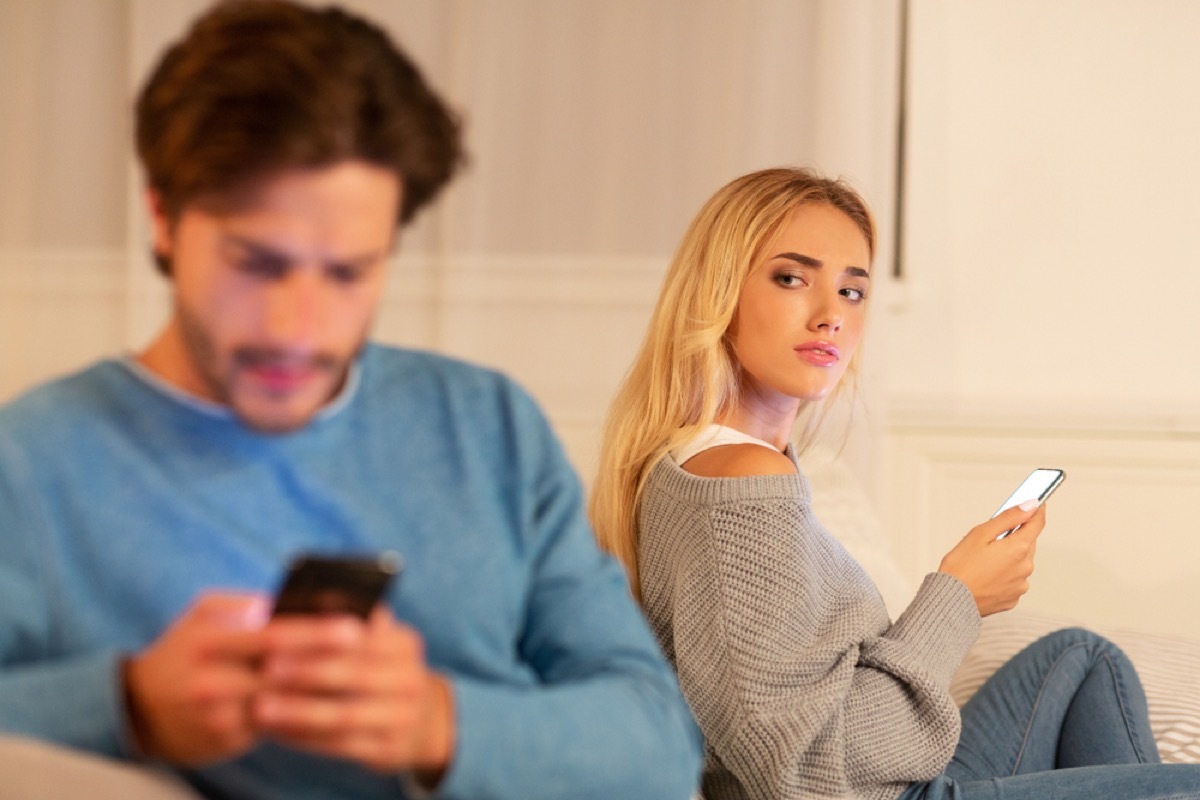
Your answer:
[801,447,1200,764]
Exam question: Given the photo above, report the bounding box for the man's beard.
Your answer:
[174,300,363,432]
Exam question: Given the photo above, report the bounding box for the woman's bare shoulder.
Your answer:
[680,443,796,478]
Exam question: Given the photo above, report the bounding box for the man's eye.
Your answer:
[328,264,364,284]
[237,258,286,278]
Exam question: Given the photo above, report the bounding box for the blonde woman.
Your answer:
[592,167,1200,800]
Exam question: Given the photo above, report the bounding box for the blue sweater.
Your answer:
[0,344,701,799]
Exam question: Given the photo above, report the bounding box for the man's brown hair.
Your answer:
[136,0,464,271]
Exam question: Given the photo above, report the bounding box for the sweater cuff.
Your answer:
[889,572,981,686]
[435,675,569,799]
[0,650,131,758]
[432,672,700,800]
[431,675,519,799]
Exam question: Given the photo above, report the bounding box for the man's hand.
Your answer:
[253,607,455,779]
[124,592,270,765]
[938,501,1047,617]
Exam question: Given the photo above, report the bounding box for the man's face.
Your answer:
[146,161,401,433]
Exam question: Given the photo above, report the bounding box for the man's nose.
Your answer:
[264,270,323,345]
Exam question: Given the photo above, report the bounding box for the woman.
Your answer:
[591,167,1200,800]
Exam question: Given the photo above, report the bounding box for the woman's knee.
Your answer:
[1040,626,1099,646]
[1034,627,1143,698]
[1052,627,1130,656]
[1036,627,1123,659]
[1018,627,1139,687]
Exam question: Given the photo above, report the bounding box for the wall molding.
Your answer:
[386,253,668,307]
[888,397,1200,439]
[882,410,1200,638]
[0,247,127,292]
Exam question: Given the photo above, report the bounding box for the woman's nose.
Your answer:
[810,295,843,333]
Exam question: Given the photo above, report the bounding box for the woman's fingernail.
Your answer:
[1018,498,1041,511]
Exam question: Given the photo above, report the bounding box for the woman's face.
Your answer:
[727,202,872,419]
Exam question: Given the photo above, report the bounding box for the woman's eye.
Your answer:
[775,273,804,288]
[841,287,867,302]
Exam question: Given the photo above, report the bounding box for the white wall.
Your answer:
[891,0,1200,413]
[0,1,134,395]
[883,0,1200,636]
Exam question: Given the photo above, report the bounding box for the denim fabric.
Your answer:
[899,627,1200,799]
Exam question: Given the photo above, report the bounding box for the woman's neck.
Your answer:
[716,402,801,452]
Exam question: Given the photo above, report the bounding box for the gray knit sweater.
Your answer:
[638,452,981,800]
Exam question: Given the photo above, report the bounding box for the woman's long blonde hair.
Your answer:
[590,167,876,599]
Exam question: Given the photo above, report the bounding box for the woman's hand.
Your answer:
[937,501,1047,617]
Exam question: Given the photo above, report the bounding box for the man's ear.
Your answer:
[145,188,173,259]
[145,189,177,276]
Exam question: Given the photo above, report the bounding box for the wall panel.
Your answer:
[883,407,1200,637]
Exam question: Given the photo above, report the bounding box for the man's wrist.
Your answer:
[411,672,455,788]
[119,654,155,759]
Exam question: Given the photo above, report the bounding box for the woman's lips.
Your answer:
[794,341,840,367]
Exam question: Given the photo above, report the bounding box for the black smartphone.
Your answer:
[272,552,402,618]
[991,468,1066,539]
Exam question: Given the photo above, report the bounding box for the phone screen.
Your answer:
[992,468,1065,539]
[272,553,402,618]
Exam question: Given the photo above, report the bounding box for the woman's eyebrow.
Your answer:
[776,252,870,279]
[775,252,822,268]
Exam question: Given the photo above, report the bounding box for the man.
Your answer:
[0,2,702,798]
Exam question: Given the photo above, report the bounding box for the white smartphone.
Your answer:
[991,468,1065,539]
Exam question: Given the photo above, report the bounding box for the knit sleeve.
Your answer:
[842,572,980,789]
[644,492,979,800]
[434,382,703,800]
[0,432,132,757]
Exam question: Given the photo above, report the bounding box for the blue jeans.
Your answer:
[899,627,1200,799]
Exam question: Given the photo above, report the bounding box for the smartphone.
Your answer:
[272,552,402,618]
[991,468,1065,539]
